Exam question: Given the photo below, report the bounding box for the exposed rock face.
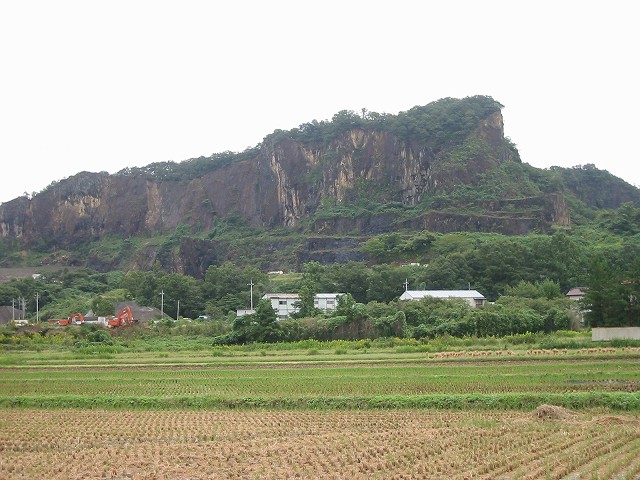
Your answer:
[311,194,570,236]
[297,237,368,265]
[1,110,515,248]
[0,106,583,275]
[0,197,29,239]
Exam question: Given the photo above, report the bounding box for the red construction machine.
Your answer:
[106,306,136,328]
[56,313,85,326]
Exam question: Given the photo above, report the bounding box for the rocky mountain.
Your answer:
[1,96,639,277]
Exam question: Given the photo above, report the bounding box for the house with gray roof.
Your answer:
[399,290,486,308]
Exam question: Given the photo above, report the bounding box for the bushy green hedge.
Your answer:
[2,392,638,411]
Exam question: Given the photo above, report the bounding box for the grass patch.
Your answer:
[1,392,638,411]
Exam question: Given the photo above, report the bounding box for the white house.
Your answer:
[261,293,343,320]
[399,290,486,308]
[313,293,341,312]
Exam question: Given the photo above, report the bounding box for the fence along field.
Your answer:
[1,347,640,478]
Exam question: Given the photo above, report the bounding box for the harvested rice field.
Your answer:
[1,347,639,478]
[1,407,639,479]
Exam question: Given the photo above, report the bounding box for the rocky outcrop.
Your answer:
[310,194,570,236]
[556,165,640,209]
[0,99,608,275]
[1,108,518,249]
[297,237,369,265]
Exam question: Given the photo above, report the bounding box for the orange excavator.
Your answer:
[57,313,84,326]
[107,306,135,328]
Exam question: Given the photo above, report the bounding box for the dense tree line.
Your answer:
[211,278,572,345]
[3,203,640,341]
[1,225,639,343]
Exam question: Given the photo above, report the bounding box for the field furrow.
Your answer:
[1,409,639,479]
[2,348,640,478]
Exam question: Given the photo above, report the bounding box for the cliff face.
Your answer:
[0,101,583,277]
[0,109,518,248]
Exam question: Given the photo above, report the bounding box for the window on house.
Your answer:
[279,300,287,305]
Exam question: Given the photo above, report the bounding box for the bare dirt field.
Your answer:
[0,267,82,283]
[1,407,639,479]
[0,267,41,283]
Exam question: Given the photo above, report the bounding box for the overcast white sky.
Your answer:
[1,1,638,204]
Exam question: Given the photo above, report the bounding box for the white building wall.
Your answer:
[313,294,342,312]
[262,293,343,319]
[592,327,640,341]
[269,297,299,320]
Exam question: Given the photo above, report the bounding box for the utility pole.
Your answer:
[248,279,255,310]
[403,278,409,291]
[36,292,39,322]
[176,300,180,320]
[12,299,15,321]
[160,290,165,319]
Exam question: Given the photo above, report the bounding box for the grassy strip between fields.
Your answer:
[1,392,639,411]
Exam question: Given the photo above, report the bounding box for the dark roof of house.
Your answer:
[566,287,588,297]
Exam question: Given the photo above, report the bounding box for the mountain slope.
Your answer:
[0,95,638,276]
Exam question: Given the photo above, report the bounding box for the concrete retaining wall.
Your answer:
[592,327,640,341]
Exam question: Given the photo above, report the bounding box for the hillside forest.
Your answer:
[1,96,640,346]
[1,203,639,345]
